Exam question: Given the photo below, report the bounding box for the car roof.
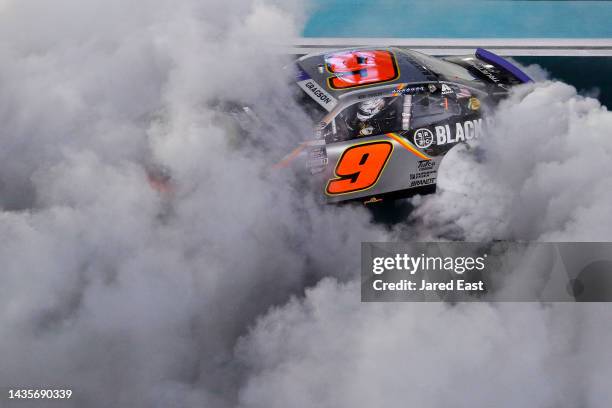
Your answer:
[295,47,441,111]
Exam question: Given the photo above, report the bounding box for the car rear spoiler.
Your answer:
[475,48,533,83]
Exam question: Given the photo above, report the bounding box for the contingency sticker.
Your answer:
[297,78,338,111]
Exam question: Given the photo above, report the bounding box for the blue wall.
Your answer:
[304,0,612,38]
[304,1,612,108]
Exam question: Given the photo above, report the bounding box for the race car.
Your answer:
[284,47,532,204]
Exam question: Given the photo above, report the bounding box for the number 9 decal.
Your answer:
[326,141,393,195]
[325,50,400,90]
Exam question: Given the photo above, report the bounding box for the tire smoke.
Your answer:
[1,2,611,407]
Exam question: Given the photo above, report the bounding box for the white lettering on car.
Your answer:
[435,119,483,146]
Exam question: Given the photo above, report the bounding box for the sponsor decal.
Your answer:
[314,122,326,138]
[413,128,434,149]
[417,159,436,171]
[428,84,437,93]
[297,79,338,110]
[435,118,484,146]
[364,196,383,205]
[359,125,374,136]
[307,146,328,173]
[410,177,436,188]
[392,85,426,97]
[309,157,328,166]
[468,60,503,85]
[309,148,327,160]
[468,97,481,111]
[441,84,453,95]
[410,160,437,183]
[410,170,436,181]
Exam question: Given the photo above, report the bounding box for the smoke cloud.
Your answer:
[235,76,612,407]
[411,80,612,242]
[238,281,612,408]
[1,1,612,408]
[0,1,384,407]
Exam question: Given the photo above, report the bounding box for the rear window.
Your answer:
[410,93,461,128]
[401,50,477,82]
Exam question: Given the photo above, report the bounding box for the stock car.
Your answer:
[280,47,532,204]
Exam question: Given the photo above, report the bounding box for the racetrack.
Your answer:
[1,1,612,407]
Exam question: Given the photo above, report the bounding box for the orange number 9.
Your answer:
[326,141,393,195]
[325,50,399,90]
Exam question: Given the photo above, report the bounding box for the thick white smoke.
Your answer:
[235,81,612,407]
[412,80,612,241]
[0,1,385,407]
[2,1,612,407]
[238,281,612,408]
